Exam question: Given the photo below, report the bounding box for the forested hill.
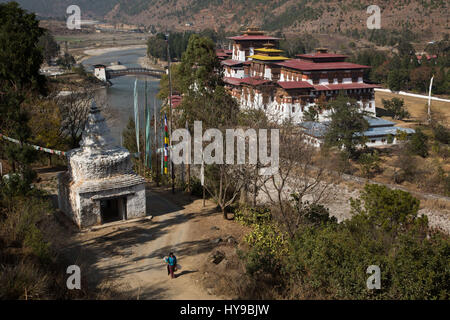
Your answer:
[3,0,448,39]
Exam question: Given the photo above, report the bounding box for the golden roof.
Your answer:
[254,48,283,53]
[248,54,290,61]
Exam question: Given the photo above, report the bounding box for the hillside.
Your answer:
[3,0,449,40]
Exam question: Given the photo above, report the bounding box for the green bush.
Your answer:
[239,184,449,299]
[235,205,272,226]
[387,134,394,144]
[286,184,447,299]
[382,98,410,120]
[243,222,289,276]
[358,151,381,178]
[408,128,429,158]
[188,177,203,197]
[432,123,450,145]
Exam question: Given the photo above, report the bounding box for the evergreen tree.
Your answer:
[382,97,410,120]
[324,95,369,158]
[0,2,46,190]
[408,128,429,158]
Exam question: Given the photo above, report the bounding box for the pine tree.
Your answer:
[0,2,46,192]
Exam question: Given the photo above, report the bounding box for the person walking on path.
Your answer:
[165,252,177,279]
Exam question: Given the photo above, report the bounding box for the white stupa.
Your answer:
[58,101,146,229]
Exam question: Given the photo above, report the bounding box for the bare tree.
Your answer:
[52,86,96,148]
[259,120,333,238]
[204,163,246,220]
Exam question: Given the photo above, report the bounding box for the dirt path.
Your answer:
[63,189,219,300]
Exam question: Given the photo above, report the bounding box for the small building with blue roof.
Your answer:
[300,116,415,148]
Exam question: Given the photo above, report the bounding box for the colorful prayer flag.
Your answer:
[164,114,169,174]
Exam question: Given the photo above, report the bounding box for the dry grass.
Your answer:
[375,91,450,125]
[421,198,450,211]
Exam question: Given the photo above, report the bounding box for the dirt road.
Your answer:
[63,189,219,300]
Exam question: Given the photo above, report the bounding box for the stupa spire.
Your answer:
[79,100,115,151]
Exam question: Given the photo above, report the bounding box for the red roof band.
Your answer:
[224,77,271,86]
[277,59,371,71]
[228,35,280,41]
[313,83,382,91]
[225,78,380,91]
[297,53,348,58]
[277,81,314,89]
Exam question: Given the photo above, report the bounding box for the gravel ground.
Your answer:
[256,178,450,234]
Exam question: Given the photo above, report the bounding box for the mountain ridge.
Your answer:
[2,0,448,39]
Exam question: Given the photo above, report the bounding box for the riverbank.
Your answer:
[74,44,148,64]
[137,56,166,71]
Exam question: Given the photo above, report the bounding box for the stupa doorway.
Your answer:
[100,197,127,223]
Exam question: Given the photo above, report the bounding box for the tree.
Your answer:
[178,34,223,96]
[408,128,429,158]
[381,97,410,120]
[387,68,409,92]
[0,2,46,187]
[56,53,76,70]
[288,185,446,300]
[432,122,450,145]
[260,121,333,238]
[394,143,419,183]
[324,95,370,158]
[397,39,415,57]
[410,66,433,92]
[165,34,241,219]
[350,184,423,233]
[28,99,65,165]
[204,163,246,220]
[122,117,144,171]
[38,31,59,65]
[0,2,46,94]
[53,88,95,148]
[358,150,381,178]
[302,106,319,122]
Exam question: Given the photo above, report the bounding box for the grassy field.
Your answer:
[375,91,450,125]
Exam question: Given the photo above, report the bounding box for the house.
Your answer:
[299,116,415,148]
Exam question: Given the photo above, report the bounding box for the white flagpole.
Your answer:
[428,75,434,124]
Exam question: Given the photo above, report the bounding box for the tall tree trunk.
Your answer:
[187,162,191,193]
[222,207,228,220]
[240,186,248,205]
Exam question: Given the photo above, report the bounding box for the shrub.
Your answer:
[243,222,289,276]
[408,128,429,157]
[290,196,337,227]
[387,134,394,144]
[358,150,381,178]
[350,184,424,233]
[288,217,448,299]
[235,205,272,226]
[382,98,410,120]
[432,123,450,145]
[287,185,447,299]
[188,177,203,197]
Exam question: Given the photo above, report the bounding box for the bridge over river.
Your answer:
[93,65,165,84]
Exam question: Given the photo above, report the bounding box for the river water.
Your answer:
[82,48,162,145]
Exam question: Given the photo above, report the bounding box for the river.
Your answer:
[82,47,163,146]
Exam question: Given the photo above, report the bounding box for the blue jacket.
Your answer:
[166,256,177,266]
